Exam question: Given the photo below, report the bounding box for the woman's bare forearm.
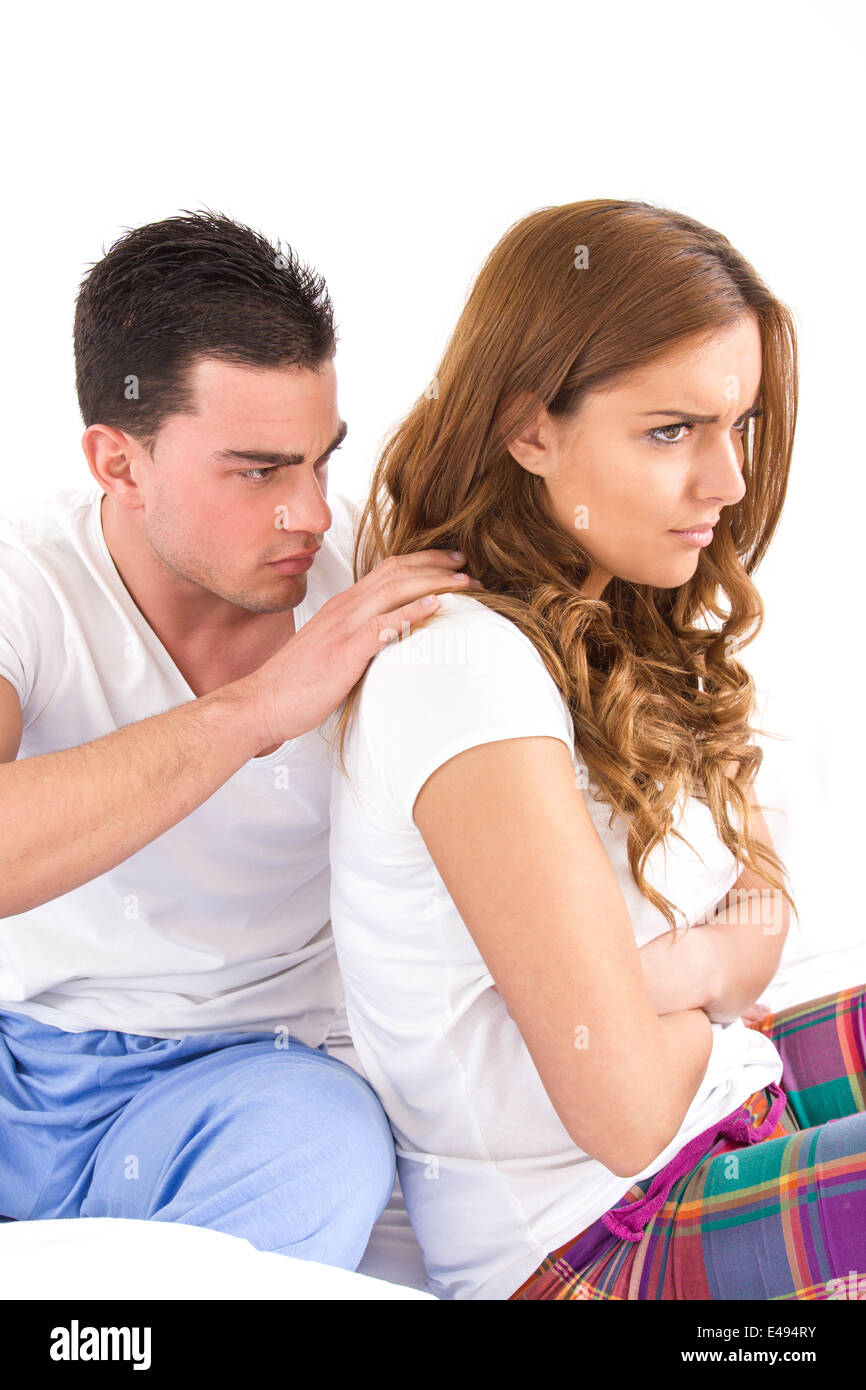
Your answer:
[639,766,790,1022]
[638,882,789,1023]
[689,777,790,1020]
[638,926,719,1015]
[698,877,790,1022]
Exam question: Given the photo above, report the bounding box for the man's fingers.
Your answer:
[374,592,446,646]
[363,550,472,586]
[394,548,466,566]
[350,558,484,616]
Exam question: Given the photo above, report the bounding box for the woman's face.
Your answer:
[506,315,763,596]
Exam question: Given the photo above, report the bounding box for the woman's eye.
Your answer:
[650,422,692,445]
[648,416,755,447]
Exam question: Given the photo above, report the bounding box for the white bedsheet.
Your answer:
[0,1217,434,1300]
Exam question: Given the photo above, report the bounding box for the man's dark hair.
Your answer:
[73,207,338,454]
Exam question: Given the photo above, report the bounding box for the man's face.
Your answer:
[134,356,345,614]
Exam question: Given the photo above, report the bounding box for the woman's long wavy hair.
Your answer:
[330,198,800,933]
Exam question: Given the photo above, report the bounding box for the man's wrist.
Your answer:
[198,679,275,761]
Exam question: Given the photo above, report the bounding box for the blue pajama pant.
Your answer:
[0,1009,396,1270]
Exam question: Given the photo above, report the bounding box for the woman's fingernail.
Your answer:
[449,550,465,562]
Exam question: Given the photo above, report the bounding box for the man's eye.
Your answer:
[237,456,332,482]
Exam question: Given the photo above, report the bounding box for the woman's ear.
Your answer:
[503,395,557,477]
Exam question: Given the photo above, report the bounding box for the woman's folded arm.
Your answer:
[412,734,714,1178]
[637,769,791,1024]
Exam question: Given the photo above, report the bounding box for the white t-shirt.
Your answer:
[0,484,359,1043]
[328,591,784,1301]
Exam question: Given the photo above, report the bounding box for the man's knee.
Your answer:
[201,1047,397,1268]
[85,1039,396,1269]
[228,1043,395,1186]
[266,1048,397,1264]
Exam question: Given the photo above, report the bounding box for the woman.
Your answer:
[325,199,866,1300]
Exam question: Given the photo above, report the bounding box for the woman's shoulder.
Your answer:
[368,589,552,677]
[351,592,577,824]
[356,588,574,750]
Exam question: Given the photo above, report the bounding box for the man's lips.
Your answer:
[268,546,321,561]
[266,546,321,572]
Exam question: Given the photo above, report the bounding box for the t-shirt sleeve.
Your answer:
[355,594,577,825]
[0,532,65,723]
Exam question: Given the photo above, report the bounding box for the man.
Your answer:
[0,210,479,1270]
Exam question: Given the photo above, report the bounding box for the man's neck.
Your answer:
[99,494,297,700]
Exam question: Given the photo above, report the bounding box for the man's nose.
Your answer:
[272,476,332,539]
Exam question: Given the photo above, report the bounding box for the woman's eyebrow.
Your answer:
[637,394,762,423]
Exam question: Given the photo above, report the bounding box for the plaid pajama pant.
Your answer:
[509,983,866,1299]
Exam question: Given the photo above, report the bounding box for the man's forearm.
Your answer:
[0,680,265,918]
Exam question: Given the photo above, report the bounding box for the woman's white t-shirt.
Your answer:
[328,591,784,1301]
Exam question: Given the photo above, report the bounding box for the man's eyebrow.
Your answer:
[637,393,762,423]
[213,420,348,467]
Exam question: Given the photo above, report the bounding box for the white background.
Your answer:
[2,0,864,1003]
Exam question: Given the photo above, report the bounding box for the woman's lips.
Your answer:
[668,525,714,547]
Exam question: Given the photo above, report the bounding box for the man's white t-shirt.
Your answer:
[0,485,359,1043]
[328,591,785,1301]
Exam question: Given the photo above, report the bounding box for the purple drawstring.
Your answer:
[601,1081,788,1242]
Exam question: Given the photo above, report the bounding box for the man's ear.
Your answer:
[81,424,148,510]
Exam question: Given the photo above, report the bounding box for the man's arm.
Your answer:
[0,550,477,919]
[0,673,267,918]
[639,771,790,1024]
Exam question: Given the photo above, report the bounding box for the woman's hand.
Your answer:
[740,1001,772,1026]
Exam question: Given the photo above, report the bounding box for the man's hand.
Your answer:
[239,551,484,747]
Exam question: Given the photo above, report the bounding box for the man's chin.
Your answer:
[238,572,307,614]
[240,597,303,615]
